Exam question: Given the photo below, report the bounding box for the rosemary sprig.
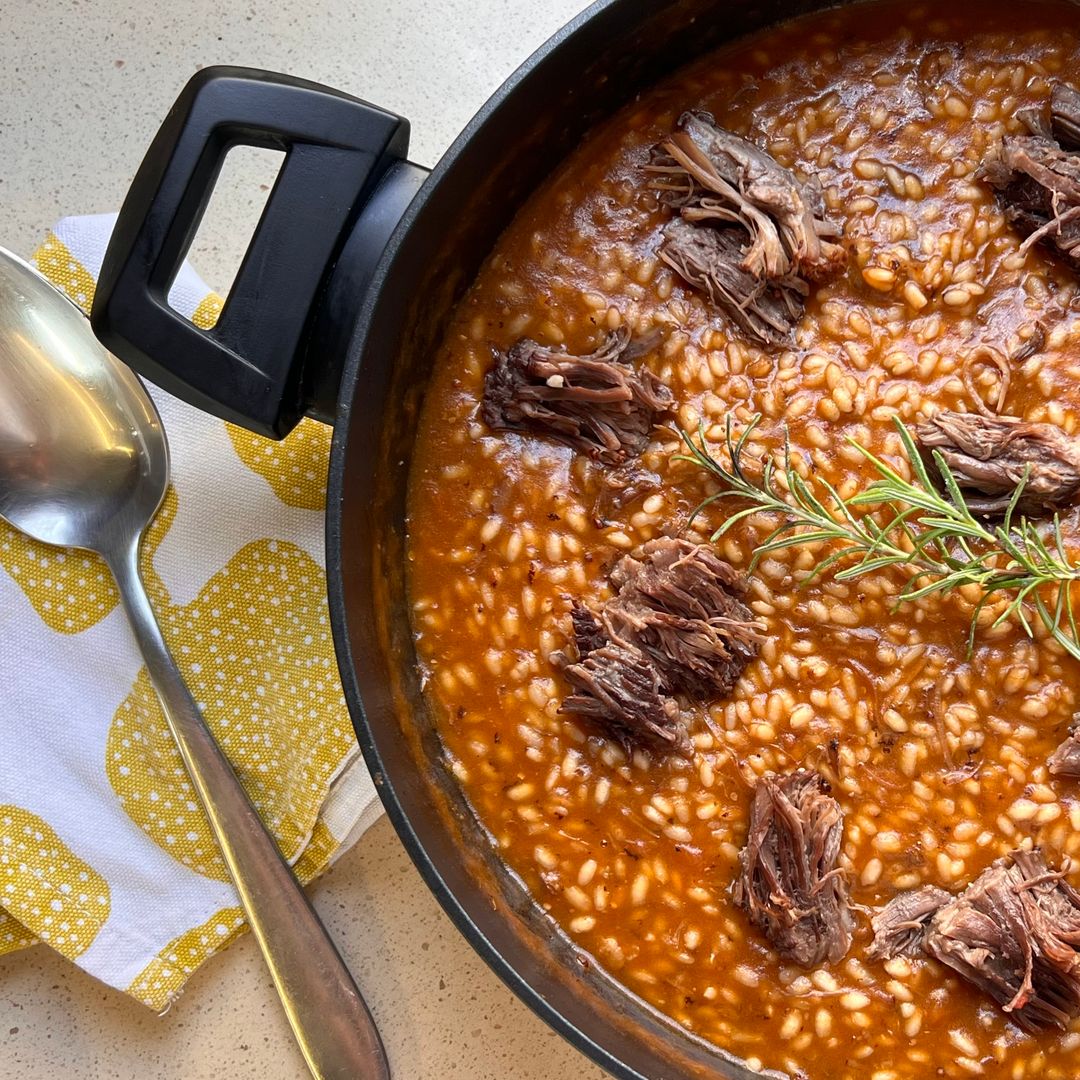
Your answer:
[677,414,1080,660]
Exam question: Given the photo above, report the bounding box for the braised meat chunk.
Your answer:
[867,886,951,961]
[731,770,853,967]
[1050,83,1080,150]
[649,111,847,345]
[557,606,683,751]
[984,83,1080,271]
[915,412,1080,516]
[566,603,608,658]
[658,219,804,345]
[555,539,762,751]
[1018,85,1080,147]
[925,849,1080,1031]
[481,327,673,466]
[1049,721,1080,778]
[653,111,846,282]
[592,464,663,524]
[605,537,762,699]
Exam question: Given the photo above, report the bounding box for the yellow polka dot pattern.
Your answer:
[0,488,177,635]
[127,905,245,1009]
[191,292,223,331]
[0,533,117,633]
[0,907,36,955]
[126,818,343,1010]
[33,233,97,311]
[0,806,110,957]
[226,418,331,511]
[0,231,362,1006]
[107,539,354,881]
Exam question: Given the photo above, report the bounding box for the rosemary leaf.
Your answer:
[680,414,1080,658]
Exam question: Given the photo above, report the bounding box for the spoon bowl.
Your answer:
[0,249,167,555]
[0,246,389,1080]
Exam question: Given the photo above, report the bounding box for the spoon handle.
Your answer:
[106,540,390,1080]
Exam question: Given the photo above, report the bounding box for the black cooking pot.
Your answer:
[89,2,844,1076]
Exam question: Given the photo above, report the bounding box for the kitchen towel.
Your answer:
[0,213,383,1011]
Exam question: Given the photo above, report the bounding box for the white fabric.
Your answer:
[0,214,382,1008]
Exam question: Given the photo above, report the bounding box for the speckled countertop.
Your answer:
[0,2,612,1077]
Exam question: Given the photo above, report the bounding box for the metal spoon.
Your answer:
[0,247,389,1080]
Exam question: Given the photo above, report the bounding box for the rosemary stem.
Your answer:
[676,415,1080,659]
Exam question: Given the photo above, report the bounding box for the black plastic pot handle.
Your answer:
[91,66,412,439]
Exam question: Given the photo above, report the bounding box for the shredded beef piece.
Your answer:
[605,537,762,699]
[867,886,951,961]
[566,604,608,657]
[649,111,847,345]
[1051,84,1080,150]
[658,219,803,345]
[731,770,853,967]
[1019,85,1080,148]
[592,464,663,525]
[481,326,673,466]
[1032,84,1080,150]
[915,411,1080,516]
[555,539,762,752]
[925,849,1080,1031]
[1016,107,1053,142]
[556,607,683,751]
[1049,720,1080,778]
[654,112,847,281]
[984,84,1080,270]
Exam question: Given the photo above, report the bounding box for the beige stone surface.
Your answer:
[0,1,612,1077]
[3,818,613,1079]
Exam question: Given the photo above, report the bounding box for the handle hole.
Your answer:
[166,145,286,326]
